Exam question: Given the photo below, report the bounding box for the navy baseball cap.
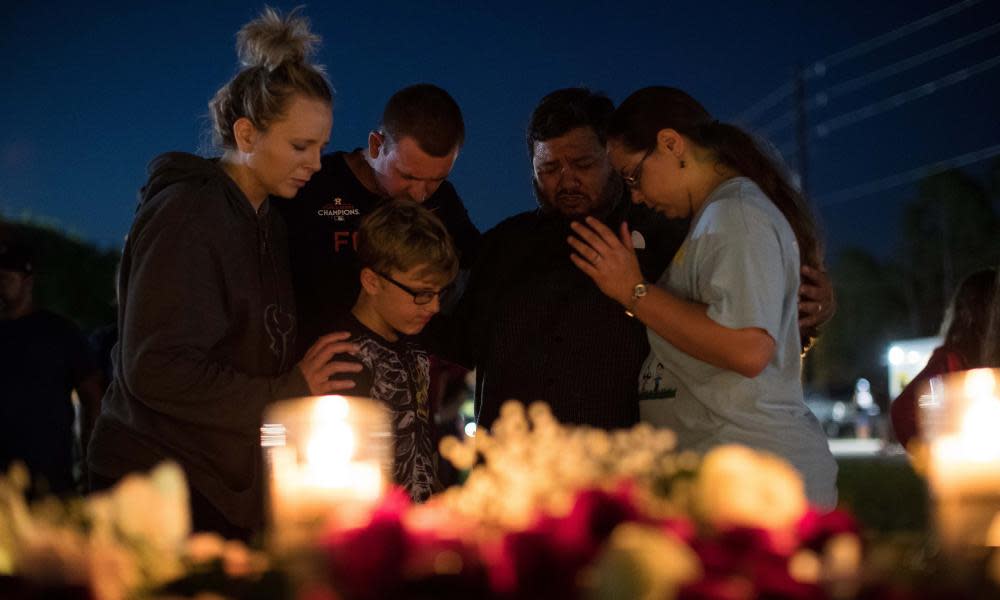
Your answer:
[0,242,33,274]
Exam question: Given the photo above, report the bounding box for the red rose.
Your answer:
[684,528,824,600]
[796,509,860,553]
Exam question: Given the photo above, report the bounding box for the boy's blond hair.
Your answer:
[357,199,459,282]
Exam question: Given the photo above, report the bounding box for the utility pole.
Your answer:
[795,64,810,197]
[796,64,817,387]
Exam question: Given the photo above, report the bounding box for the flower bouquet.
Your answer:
[3,400,998,599]
[304,401,865,600]
[0,462,273,600]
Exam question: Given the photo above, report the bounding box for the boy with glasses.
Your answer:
[274,84,480,358]
[330,199,458,502]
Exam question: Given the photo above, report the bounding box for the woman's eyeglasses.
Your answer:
[622,148,654,190]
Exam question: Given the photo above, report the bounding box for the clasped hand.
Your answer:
[568,217,644,306]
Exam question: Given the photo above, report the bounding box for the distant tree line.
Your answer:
[0,219,119,332]
[807,163,1000,399]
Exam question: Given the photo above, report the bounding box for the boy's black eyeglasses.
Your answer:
[376,271,452,305]
[622,148,654,190]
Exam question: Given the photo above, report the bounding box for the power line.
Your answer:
[754,22,1000,136]
[734,0,985,123]
[757,110,796,137]
[815,143,1000,206]
[822,21,1000,99]
[795,69,810,195]
[815,53,1000,137]
[734,82,794,125]
[814,0,985,70]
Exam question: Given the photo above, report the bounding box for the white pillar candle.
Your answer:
[924,369,1000,552]
[262,395,392,551]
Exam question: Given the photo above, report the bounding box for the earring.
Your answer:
[680,159,686,169]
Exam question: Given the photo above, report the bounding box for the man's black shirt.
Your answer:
[427,195,688,430]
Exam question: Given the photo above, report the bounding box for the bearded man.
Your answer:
[431,89,684,429]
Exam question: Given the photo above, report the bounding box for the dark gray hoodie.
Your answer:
[89,152,309,529]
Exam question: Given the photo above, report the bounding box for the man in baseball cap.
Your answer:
[0,239,103,495]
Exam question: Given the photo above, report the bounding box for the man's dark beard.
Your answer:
[532,174,624,220]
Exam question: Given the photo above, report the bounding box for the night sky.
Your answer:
[2,0,998,264]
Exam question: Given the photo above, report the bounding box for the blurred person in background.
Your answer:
[0,240,103,495]
[890,267,998,450]
[983,266,1000,366]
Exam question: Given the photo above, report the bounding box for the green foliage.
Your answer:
[0,218,119,332]
[807,168,1000,392]
[809,248,910,392]
[898,170,1000,335]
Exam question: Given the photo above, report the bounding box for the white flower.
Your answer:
[0,475,34,574]
[148,462,191,548]
[693,444,807,531]
[432,401,693,533]
[85,492,115,540]
[822,533,862,599]
[86,536,142,600]
[107,462,190,548]
[587,522,701,600]
[0,461,196,599]
[110,473,164,542]
[91,462,191,586]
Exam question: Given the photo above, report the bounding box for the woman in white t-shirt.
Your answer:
[568,86,837,507]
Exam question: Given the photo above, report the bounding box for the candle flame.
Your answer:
[314,395,350,422]
[957,400,1000,459]
[952,369,1000,459]
[965,369,997,399]
[307,421,355,464]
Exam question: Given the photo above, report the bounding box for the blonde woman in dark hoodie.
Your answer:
[88,8,360,540]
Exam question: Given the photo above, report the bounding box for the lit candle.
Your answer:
[262,395,392,551]
[924,369,1000,553]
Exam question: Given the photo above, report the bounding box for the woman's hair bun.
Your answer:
[236,6,320,70]
[209,5,332,150]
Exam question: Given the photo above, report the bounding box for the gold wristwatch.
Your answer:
[625,282,647,318]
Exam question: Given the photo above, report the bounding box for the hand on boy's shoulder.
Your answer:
[325,333,373,395]
[296,331,363,396]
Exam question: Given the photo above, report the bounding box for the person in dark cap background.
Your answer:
[0,240,104,495]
